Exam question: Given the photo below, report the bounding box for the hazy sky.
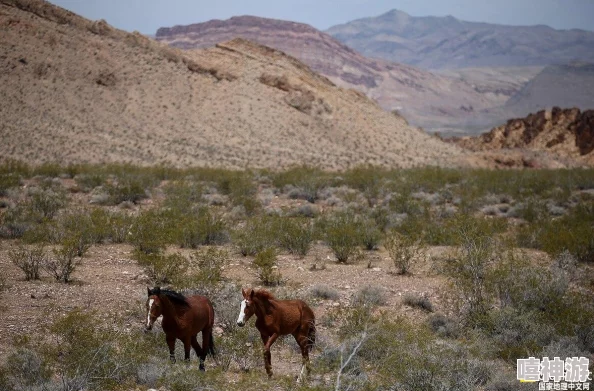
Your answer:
[49,0,594,34]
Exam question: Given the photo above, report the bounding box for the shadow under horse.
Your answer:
[146,287,215,370]
[237,287,316,382]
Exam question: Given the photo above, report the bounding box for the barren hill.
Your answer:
[327,9,594,69]
[155,16,501,131]
[0,0,465,170]
[453,107,594,166]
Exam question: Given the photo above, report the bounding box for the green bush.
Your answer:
[163,180,204,212]
[177,247,227,288]
[309,284,340,301]
[320,211,363,263]
[45,237,83,283]
[539,203,594,262]
[174,208,228,249]
[360,218,381,250]
[0,173,20,196]
[134,251,189,285]
[29,188,67,220]
[74,173,106,192]
[9,245,46,280]
[232,215,277,256]
[129,209,176,254]
[384,230,426,275]
[352,285,386,307]
[275,217,313,257]
[2,347,51,390]
[104,174,152,205]
[253,248,282,286]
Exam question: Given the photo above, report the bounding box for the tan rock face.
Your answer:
[0,0,465,170]
[452,107,594,167]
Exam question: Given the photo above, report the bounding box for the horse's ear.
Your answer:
[147,287,151,296]
[250,289,254,299]
[241,288,246,298]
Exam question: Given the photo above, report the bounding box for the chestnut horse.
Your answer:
[145,287,215,370]
[236,288,315,381]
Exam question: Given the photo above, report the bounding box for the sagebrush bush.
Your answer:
[185,247,227,287]
[29,188,67,220]
[0,173,20,196]
[319,211,363,263]
[309,284,340,301]
[428,313,460,338]
[274,217,313,257]
[174,208,228,249]
[253,248,282,286]
[352,285,386,307]
[104,174,153,205]
[385,230,426,275]
[134,251,189,285]
[45,237,83,283]
[403,293,433,312]
[129,209,176,254]
[9,245,46,280]
[232,215,276,256]
[74,173,106,192]
[360,218,381,250]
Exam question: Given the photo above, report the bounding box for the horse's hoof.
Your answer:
[199,364,205,372]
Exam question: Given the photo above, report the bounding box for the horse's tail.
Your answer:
[208,332,216,357]
[307,320,316,352]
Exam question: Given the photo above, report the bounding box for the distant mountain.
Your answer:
[326,9,594,69]
[504,62,594,116]
[156,16,512,130]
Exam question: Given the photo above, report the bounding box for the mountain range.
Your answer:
[326,9,594,69]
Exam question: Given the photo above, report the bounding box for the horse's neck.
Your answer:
[253,296,275,318]
[159,296,184,320]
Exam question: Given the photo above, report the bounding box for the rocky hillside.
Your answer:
[155,16,501,131]
[327,9,594,69]
[0,0,465,170]
[453,107,594,165]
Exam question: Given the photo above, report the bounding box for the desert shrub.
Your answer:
[129,209,176,254]
[319,211,363,263]
[29,187,67,220]
[45,237,83,283]
[384,230,426,275]
[220,172,260,216]
[232,215,277,256]
[403,293,433,312]
[428,313,461,338]
[352,285,386,307]
[174,208,228,249]
[107,211,134,243]
[274,217,313,257]
[253,248,282,286]
[486,307,555,360]
[104,174,151,205]
[0,173,20,196]
[163,180,203,212]
[74,173,106,192]
[271,166,329,203]
[359,218,381,250]
[179,247,227,288]
[9,245,46,280]
[538,203,594,262]
[134,251,189,285]
[214,327,262,373]
[309,284,340,301]
[2,347,51,391]
[508,198,548,222]
[441,226,499,325]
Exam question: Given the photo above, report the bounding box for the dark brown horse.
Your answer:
[146,287,215,370]
[236,288,315,381]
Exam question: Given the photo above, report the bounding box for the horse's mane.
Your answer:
[254,289,276,301]
[151,287,190,307]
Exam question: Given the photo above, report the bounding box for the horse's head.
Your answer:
[236,288,255,327]
[145,287,163,332]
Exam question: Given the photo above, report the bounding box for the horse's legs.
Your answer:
[199,327,212,371]
[166,335,176,363]
[182,337,192,362]
[294,333,311,383]
[191,335,205,371]
[261,332,279,378]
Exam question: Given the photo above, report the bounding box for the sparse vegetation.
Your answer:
[1,162,593,391]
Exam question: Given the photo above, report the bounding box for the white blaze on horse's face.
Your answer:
[237,299,248,327]
[146,298,155,328]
